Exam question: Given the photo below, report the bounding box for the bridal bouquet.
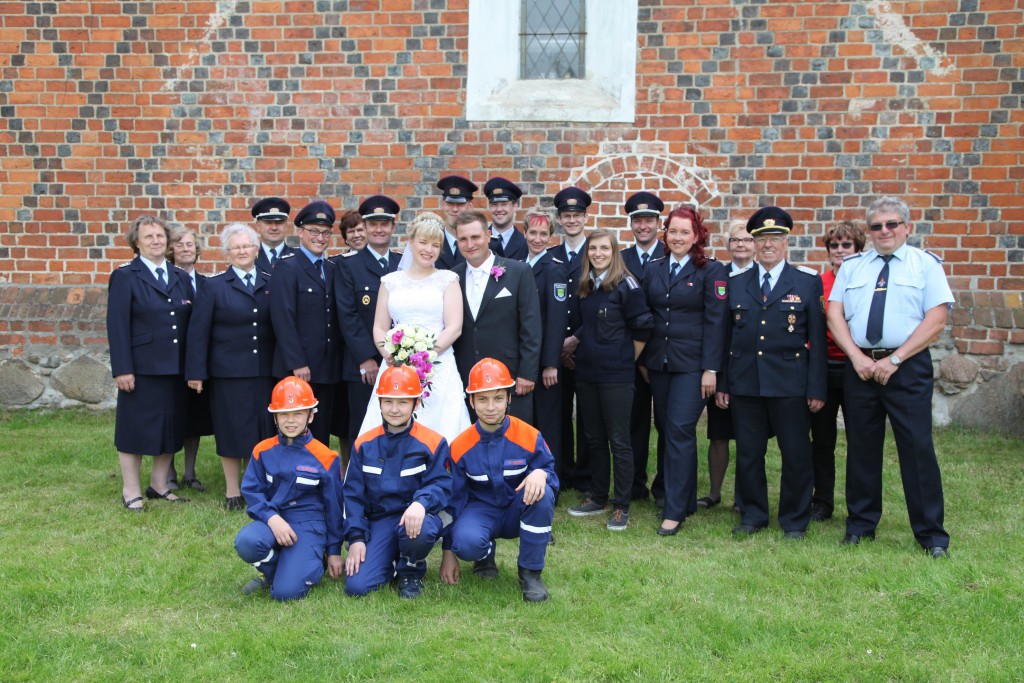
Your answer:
[378,324,439,398]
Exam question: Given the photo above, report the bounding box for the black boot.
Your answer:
[472,553,499,580]
[517,566,549,602]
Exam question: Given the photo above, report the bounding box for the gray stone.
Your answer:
[0,359,45,405]
[950,362,1024,437]
[939,354,978,384]
[51,355,115,404]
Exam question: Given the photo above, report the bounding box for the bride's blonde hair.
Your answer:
[406,211,446,247]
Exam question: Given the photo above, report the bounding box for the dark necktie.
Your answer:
[155,267,166,290]
[314,258,324,280]
[670,262,680,281]
[379,256,388,272]
[245,273,254,292]
[762,272,772,302]
[641,252,650,268]
[567,250,576,263]
[270,248,279,267]
[865,254,894,345]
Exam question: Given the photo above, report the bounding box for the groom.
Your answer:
[452,210,542,424]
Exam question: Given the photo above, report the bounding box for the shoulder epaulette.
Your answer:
[342,250,358,257]
[258,269,271,278]
[279,252,296,260]
[795,265,819,276]
[551,257,564,264]
[708,256,719,261]
[624,275,639,289]
[650,256,667,264]
[842,252,863,262]
[118,262,131,268]
[729,268,746,278]
[924,250,943,263]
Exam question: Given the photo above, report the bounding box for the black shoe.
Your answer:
[472,554,499,580]
[517,567,549,602]
[926,546,950,559]
[731,524,766,537]
[809,504,833,522]
[241,577,266,595]
[841,531,876,545]
[656,520,682,536]
[696,496,721,510]
[225,496,245,511]
[121,495,144,513]
[397,576,425,599]
[783,530,806,540]
[145,486,189,503]
[182,477,206,493]
[548,533,556,546]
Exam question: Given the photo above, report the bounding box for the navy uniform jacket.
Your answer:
[643,257,729,374]
[528,252,570,369]
[343,421,452,543]
[435,235,465,270]
[107,257,194,377]
[719,262,827,400]
[269,252,340,383]
[334,247,402,383]
[255,243,296,274]
[621,243,668,286]
[452,257,542,383]
[185,267,275,380]
[490,227,529,261]
[549,242,585,335]
[574,277,653,383]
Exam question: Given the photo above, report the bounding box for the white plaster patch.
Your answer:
[868,0,954,76]
[161,0,239,92]
[847,97,878,117]
[568,149,721,207]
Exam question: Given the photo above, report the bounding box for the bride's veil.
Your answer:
[398,211,448,271]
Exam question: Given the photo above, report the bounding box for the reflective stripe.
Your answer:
[439,510,453,527]
[296,476,319,486]
[265,474,274,483]
[400,464,426,477]
[362,465,383,475]
[520,522,551,534]
[503,466,527,477]
[467,472,489,482]
[253,548,275,568]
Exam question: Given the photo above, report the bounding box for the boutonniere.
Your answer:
[490,264,506,281]
[181,299,192,305]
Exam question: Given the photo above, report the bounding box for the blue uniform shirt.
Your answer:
[243,430,345,555]
[829,244,954,348]
[343,421,452,544]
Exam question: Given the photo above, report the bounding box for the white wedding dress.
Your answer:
[357,269,471,444]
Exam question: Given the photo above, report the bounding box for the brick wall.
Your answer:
[0,1,1021,429]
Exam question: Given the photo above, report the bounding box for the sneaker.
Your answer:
[396,576,424,599]
[568,499,608,517]
[241,577,266,595]
[607,508,629,531]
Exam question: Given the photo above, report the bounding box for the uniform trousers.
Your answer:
[235,519,327,601]
[649,370,705,522]
[532,381,562,482]
[449,486,556,571]
[558,367,590,493]
[843,351,948,549]
[809,360,848,515]
[630,366,666,500]
[731,395,813,532]
[576,380,634,511]
[344,513,443,596]
[307,382,335,445]
[348,381,373,441]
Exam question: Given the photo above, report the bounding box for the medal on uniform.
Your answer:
[787,313,796,333]
[362,294,371,305]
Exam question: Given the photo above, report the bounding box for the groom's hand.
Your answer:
[359,359,379,385]
[515,377,535,396]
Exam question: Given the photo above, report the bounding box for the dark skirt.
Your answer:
[706,402,734,441]
[115,374,188,455]
[185,382,214,437]
[330,379,350,439]
[209,376,276,459]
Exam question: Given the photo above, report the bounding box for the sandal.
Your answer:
[122,496,144,512]
[696,496,721,510]
[182,477,206,492]
[145,486,189,503]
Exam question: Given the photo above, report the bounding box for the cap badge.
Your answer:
[638,203,648,210]
[763,218,776,229]
[567,199,577,206]
[316,213,326,220]
[494,188,504,195]
[485,373,492,383]
[451,188,461,196]
[287,394,295,404]
[392,381,399,391]
[373,207,384,213]
[269,208,281,214]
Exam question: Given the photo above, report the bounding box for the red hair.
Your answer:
[662,205,709,268]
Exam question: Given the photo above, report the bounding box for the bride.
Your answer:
[357,212,471,443]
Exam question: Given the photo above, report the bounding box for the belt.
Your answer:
[859,347,897,360]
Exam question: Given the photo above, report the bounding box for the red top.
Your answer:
[821,269,846,361]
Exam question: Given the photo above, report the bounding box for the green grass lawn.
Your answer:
[1,409,1021,681]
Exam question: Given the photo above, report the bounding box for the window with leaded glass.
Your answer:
[520,0,586,80]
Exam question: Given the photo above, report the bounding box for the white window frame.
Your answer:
[466,0,638,123]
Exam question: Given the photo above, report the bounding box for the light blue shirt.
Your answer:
[231,265,257,282]
[757,260,786,292]
[669,254,691,272]
[261,243,282,263]
[633,243,661,263]
[527,249,547,268]
[138,255,168,282]
[829,243,953,348]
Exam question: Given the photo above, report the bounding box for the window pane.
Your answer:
[520,0,585,80]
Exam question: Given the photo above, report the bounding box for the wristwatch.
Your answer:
[889,354,901,367]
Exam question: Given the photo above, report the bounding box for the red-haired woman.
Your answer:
[643,206,729,535]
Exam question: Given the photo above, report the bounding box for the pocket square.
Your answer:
[494,287,512,299]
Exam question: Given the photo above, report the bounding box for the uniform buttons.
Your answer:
[167,298,172,303]
[170,312,175,316]
[757,350,762,355]
[327,337,331,342]
[760,320,765,325]
[307,288,313,293]
[252,322,258,327]
[172,325,177,330]
[252,336,257,340]
[252,349,257,354]
[253,308,258,313]
[795,352,800,357]
[173,339,178,344]
[759,335,764,340]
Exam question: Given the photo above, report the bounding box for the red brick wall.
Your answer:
[1,0,1022,361]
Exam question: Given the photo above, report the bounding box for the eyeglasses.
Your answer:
[228,244,258,252]
[301,227,333,238]
[868,220,903,232]
[828,241,855,250]
[728,237,754,244]
[754,235,787,245]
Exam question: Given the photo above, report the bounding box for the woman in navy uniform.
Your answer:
[643,206,729,536]
[522,208,569,486]
[186,223,277,510]
[107,215,194,511]
[565,229,653,531]
[167,226,212,493]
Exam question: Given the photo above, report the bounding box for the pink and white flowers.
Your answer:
[378,323,439,397]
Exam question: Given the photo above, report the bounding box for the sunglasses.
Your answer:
[828,241,854,250]
[868,220,903,232]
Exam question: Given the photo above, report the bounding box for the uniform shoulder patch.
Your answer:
[729,269,745,278]
[251,436,279,461]
[307,439,340,471]
[258,269,271,278]
[118,262,131,268]
[449,428,481,464]
[410,421,444,453]
[279,252,296,260]
[842,252,863,262]
[342,250,358,257]
[624,275,639,289]
[551,257,564,264]
[924,250,944,263]
[795,265,819,276]
[649,256,666,264]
